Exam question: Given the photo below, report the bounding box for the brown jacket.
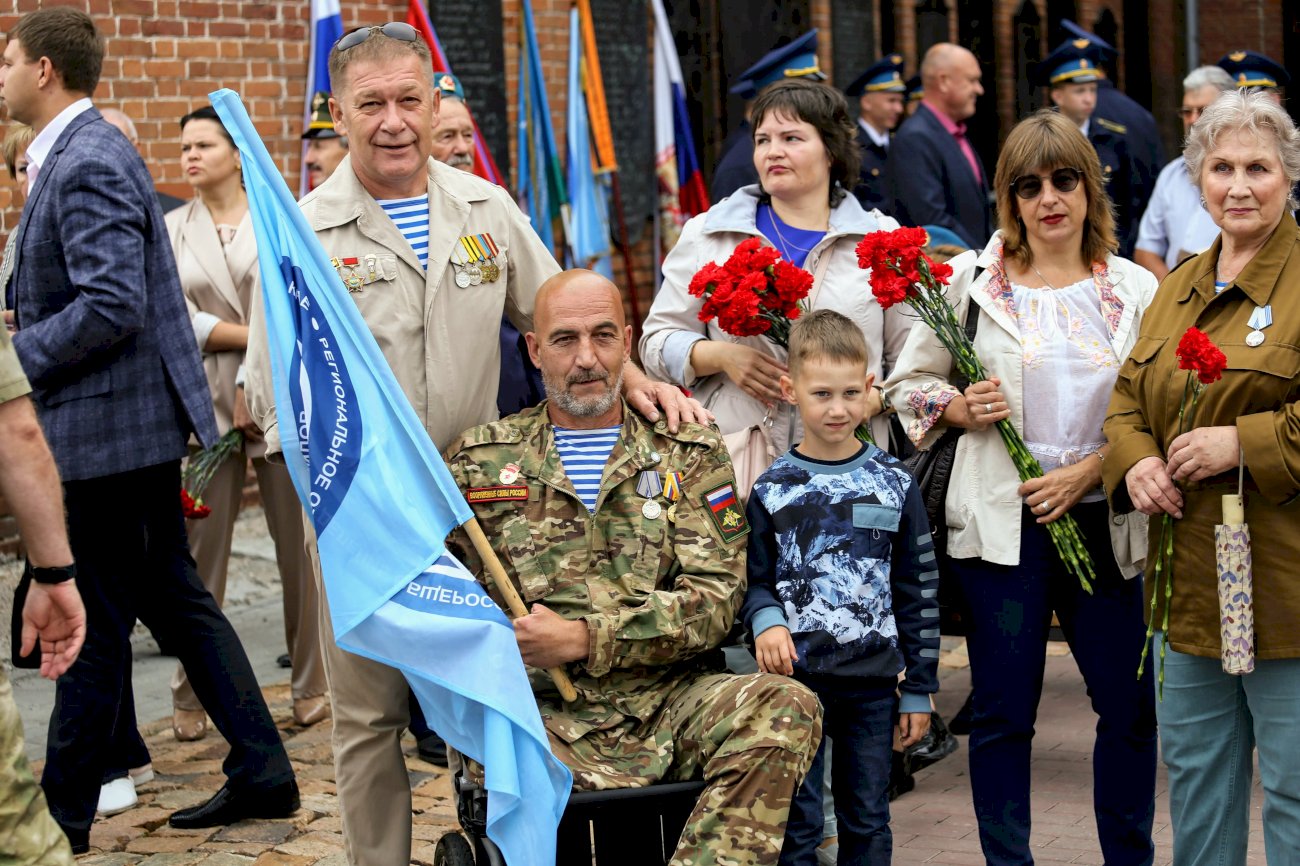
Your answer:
[1103,215,1300,659]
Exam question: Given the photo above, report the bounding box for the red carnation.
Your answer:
[688,262,729,299]
[1176,326,1227,385]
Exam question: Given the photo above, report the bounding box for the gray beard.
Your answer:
[544,366,624,418]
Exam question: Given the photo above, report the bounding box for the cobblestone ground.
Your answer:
[42,651,1266,865]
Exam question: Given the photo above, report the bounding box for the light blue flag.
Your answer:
[517,0,566,253]
[565,6,613,279]
[209,89,572,864]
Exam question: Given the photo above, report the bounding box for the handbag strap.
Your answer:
[807,244,833,308]
[950,269,984,392]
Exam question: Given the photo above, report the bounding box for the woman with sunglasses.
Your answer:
[886,110,1159,866]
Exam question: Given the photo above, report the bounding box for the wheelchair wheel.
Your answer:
[434,832,476,866]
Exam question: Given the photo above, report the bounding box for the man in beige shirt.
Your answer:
[246,22,704,865]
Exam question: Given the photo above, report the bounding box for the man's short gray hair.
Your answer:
[100,107,139,144]
[1182,66,1234,94]
[1185,89,1300,211]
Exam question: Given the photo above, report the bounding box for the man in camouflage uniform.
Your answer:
[445,270,822,865]
[0,320,86,863]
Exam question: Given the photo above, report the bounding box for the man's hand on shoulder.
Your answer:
[622,363,713,432]
[514,603,589,669]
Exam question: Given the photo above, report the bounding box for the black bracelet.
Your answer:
[31,563,76,585]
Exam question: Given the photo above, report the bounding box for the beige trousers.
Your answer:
[173,452,327,709]
[311,541,415,866]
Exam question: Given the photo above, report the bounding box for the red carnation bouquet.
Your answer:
[690,238,883,442]
[1138,326,1227,693]
[856,226,1097,592]
[180,429,245,519]
[688,237,813,346]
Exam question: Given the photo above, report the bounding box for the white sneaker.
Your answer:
[815,843,839,866]
[97,776,137,816]
[129,764,154,786]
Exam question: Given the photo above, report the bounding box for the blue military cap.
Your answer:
[846,54,907,98]
[1217,50,1291,90]
[729,29,824,99]
[905,74,924,104]
[1035,38,1106,87]
[1059,19,1117,60]
[433,71,467,102]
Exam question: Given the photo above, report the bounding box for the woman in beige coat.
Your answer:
[166,106,327,739]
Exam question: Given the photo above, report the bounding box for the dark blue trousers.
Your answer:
[952,502,1156,866]
[780,687,896,866]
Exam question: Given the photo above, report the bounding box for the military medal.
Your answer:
[1246,304,1272,347]
[452,247,472,288]
[636,469,664,500]
[468,263,483,286]
[331,257,364,292]
[477,233,502,283]
[662,471,682,503]
[499,462,521,485]
[642,499,663,520]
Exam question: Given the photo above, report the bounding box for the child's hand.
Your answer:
[897,711,931,749]
[754,627,797,676]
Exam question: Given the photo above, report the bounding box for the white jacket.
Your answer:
[639,186,907,450]
[884,233,1156,575]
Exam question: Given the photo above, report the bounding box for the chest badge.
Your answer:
[1246,304,1272,347]
[499,462,522,485]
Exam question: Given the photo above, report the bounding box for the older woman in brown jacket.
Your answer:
[1103,90,1300,864]
[166,107,328,740]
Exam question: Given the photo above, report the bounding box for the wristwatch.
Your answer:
[875,386,893,415]
[31,563,76,584]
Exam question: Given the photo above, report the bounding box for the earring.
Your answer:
[1199,194,1207,208]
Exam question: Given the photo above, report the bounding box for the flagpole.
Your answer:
[462,517,579,703]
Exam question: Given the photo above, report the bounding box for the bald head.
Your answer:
[101,107,139,147]
[919,43,982,123]
[528,270,630,428]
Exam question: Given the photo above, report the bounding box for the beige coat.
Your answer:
[885,233,1156,575]
[166,200,265,457]
[246,157,560,454]
[638,186,907,449]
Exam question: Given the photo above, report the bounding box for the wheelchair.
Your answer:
[433,771,707,866]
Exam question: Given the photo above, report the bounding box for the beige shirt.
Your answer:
[0,325,31,405]
[246,157,560,454]
[167,201,261,454]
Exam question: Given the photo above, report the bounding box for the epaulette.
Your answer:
[1096,117,1127,135]
[656,418,725,450]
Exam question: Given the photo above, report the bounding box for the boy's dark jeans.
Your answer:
[779,687,897,865]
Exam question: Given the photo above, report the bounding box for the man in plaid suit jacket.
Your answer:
[2,8,297,852]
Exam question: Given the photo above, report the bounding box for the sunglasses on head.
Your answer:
[336,22,420,53]
[1009,167,1084,200]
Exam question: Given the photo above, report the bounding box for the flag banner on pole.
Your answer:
[651,0,709,254]
[210,89,571,865]
[405,0,507,188]
[517,0,567,254]
[566,5,612,276]
[301,0,343,197]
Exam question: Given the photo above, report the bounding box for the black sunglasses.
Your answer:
[336,22,420,53]
[1009,167,1084,200]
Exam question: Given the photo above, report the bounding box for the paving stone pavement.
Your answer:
[42,652,1267,865]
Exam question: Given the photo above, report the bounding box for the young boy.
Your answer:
[741,310,939,865]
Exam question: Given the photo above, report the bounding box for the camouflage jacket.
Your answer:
[444,401,749,743]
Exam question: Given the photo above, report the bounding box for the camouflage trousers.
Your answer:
[551,672,823,866]
[0,667,75,865]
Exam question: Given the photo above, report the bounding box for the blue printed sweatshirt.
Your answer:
[741,443,940,712]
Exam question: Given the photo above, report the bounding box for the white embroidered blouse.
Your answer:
[1011,277,1118,501]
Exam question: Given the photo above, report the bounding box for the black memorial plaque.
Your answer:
[428,0,511,184]
[830,0,876,91]
[589,0,654,241]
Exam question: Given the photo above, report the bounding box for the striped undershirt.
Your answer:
[377,195,430,270]
[553,425,621,512]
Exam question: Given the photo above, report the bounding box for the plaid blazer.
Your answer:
[11,107,217,482]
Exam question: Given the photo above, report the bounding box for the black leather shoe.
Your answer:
[417,732,449,767]
[168,779,300,829]
[276,653,292,669]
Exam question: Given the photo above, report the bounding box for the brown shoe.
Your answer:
[293,696,330,726]
[172,709,208,742]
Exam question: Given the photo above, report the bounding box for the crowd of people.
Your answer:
[0,7,1298,866]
